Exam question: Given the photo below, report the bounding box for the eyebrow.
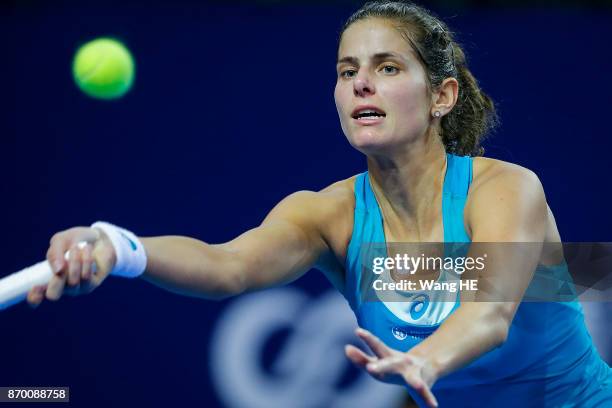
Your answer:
[336,52,404,66]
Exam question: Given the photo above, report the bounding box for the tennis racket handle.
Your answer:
[0,261,53,310]
[0,241,93,310]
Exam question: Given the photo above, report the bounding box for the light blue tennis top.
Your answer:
[343,153,612,407]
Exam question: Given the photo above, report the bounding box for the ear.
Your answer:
[431,77,458,118]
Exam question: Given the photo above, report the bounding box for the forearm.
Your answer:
[410,303,510,381]
[129,192,330,300]
[139,236,245,300]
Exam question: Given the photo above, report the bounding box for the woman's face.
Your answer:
[334,18,432,155]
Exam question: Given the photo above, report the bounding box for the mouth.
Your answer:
[351,106,386,124]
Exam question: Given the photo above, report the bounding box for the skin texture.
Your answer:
[28,17,560,408]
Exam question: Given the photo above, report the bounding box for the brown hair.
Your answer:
[340,1,498,156]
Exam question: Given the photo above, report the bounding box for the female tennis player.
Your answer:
[26,1,611,407]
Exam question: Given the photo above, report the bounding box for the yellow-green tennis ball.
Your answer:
[72,38,135,100]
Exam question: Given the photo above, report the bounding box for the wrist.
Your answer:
[421,355,442,387]
[410,349,443,387]
[91,221,146,278]
[93,229,118,271]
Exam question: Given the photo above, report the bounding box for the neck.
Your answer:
[367,133,447,233]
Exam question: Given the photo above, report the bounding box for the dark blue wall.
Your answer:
[2,2,611,407]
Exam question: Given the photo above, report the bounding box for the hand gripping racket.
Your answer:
[0,242,93,310]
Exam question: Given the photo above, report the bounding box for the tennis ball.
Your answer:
[72,37,135,100]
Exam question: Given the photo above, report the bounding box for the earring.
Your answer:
[433,111,441,118]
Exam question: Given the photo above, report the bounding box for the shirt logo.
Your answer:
[409,293,429,321]
[391,327,408,341]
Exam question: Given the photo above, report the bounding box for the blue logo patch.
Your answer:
[119,231,137,251]
[409,293,430,321]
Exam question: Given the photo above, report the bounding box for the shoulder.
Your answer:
[264,175,359,285]
[264,175,358,248]
[317,176,358,214]
[469,156,545,201]
[269,175,357,222]
[466,157,547,240]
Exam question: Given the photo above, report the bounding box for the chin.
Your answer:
[347,129,393,153]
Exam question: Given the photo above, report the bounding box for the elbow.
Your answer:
[219,270,248,299]
[491,307,513,346]
[200,272,246,301]
[495,320,510,346]
[197,245,249,301]
[197,279,245,301]
[477,303,512,347]
[211,257,248,300]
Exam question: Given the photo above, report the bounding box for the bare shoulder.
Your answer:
[268,176,356,221]
[466,157,548,239]
[264,175,357,291]
[302,176,356,246]
[314,176,357,261]
[469,157,546,214]
[471,156,543,194]
[265,175,357,257]
[318,176,358,212]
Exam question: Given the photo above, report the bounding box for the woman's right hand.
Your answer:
[26,227,117,307]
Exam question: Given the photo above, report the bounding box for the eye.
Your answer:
[381,65,399,75]
[340,69,357,79]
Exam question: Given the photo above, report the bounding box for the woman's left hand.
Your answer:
[345,328,439,408]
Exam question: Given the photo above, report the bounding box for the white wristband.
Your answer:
[91,221,147,278]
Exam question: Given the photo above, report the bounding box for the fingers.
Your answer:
[90,239,115,285]
[366,355,402,374]
[67,243,83,286]
[46,268,67,301]
[27,227,104,308]
[418,383,438,408]
[63,242,98,296]
[47,227,100,275]
[26,285,46,308]
[366,354,413,381]
[48,234,70,274]
[406,375,438,408]
[80,243,93,281]
[356,328,392,358]
[367,355,439,408]
[345,344,377,368]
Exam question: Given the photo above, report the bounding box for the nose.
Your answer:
[353,70,375,97]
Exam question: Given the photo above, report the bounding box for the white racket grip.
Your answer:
[0,241,94,310]
[0,261,53,310]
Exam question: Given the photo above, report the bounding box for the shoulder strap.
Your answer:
[443,153,473,198]
[442,154,473,243]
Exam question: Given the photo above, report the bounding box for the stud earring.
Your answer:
[433,111,441,118]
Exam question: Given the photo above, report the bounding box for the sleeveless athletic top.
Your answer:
[343,153,612,407]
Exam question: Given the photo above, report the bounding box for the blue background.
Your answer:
[2,1,611,407]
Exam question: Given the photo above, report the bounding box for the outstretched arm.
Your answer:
[29,189,343,305]
[141,190,332,299]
